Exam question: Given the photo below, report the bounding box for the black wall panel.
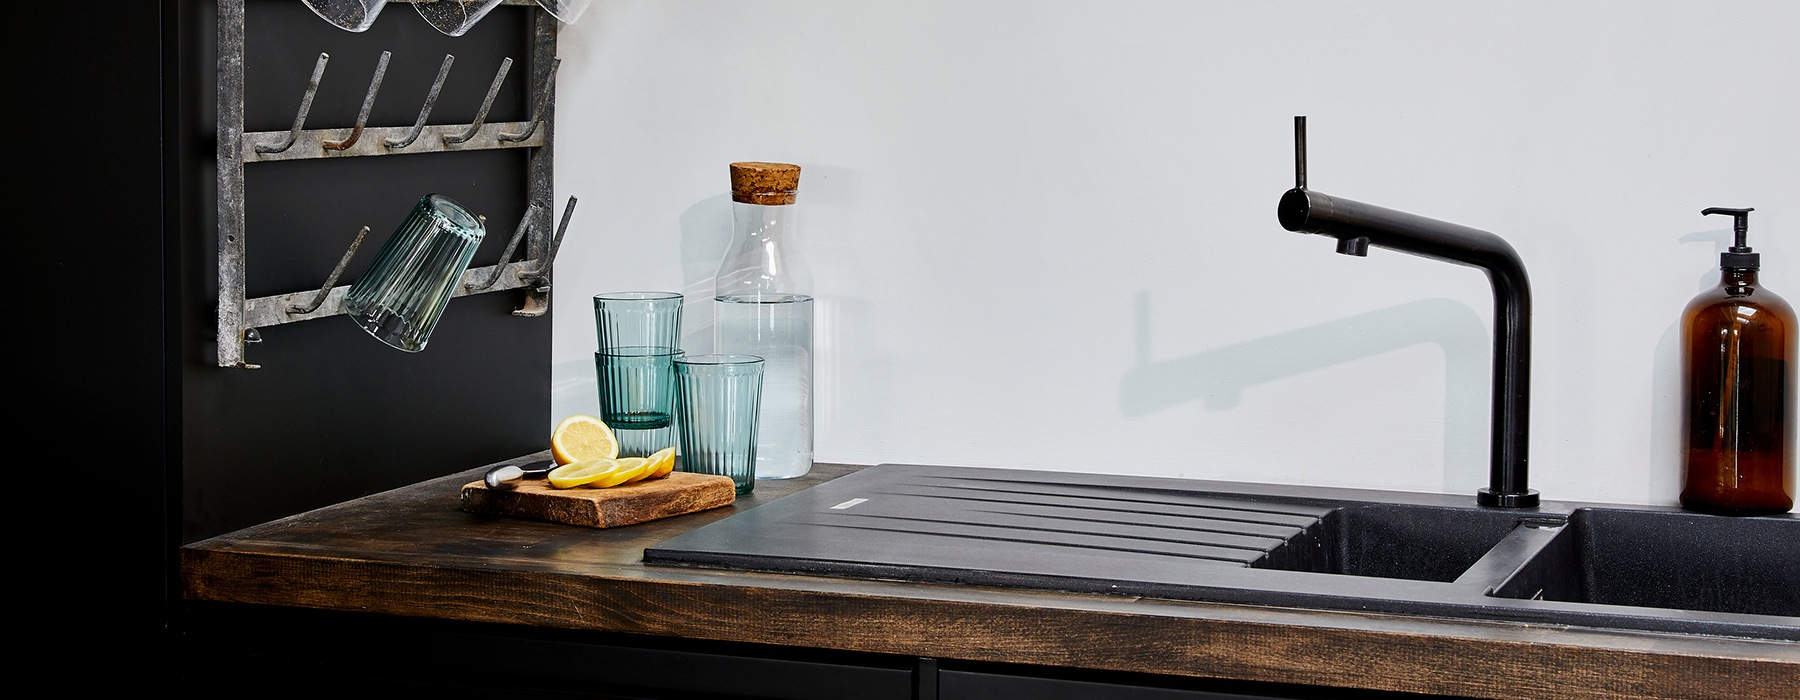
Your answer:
[178,0,552,541]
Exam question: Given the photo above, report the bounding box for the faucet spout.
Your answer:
[1276,118,1538,508]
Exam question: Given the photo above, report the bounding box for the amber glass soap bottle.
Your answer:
[1680,207,1796,514]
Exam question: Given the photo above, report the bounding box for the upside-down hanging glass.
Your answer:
[533,0,594,24]
[342,194,486,352]
[303,0,390,32]
[414,0,505,37]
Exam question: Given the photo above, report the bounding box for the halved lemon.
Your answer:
[585,457,651,488]
[550,414,619,465]
[642,447,676,479]
[547,457,622,489]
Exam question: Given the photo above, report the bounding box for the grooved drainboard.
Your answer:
[645,464,1506,590]
[645,463,1800,640]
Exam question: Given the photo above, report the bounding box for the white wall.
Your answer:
[547,0,1798,506]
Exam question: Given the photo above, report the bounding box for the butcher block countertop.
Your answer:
[180,456,1799,700]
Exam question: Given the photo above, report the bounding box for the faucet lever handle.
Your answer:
[1294,115,1308,190]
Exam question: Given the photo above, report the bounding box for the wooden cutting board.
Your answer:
[460,471,737,528]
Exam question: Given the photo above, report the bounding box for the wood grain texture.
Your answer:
[181,456,1800,700]
[459,471,736,528]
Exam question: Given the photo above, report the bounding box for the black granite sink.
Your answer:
[1490,507,1799,617]
[1252,502,1522,581]
[645,463,1800,640]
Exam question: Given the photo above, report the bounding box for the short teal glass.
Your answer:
[674,354,765,494]
[592,291,684,353]
[343,193,485,352]
[595,346,683,458]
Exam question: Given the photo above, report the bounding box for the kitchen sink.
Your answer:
[645,463,1800,640]
[1490,507,1799,617]
[1252,503,1522,582]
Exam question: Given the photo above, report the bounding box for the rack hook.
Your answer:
[385,54,456,150]
[499,58,561,143]
[289,225,371,314]
[466,204,539,292]
[520,196,578,286]
[444,57,513,145]
[256,53,329,154]
[323,51,392,151]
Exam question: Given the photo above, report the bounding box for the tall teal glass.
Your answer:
[343,193,485,352]
[674,354,764,494]
[595,346,683,458]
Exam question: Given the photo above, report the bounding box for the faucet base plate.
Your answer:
[1478,487,1541,509]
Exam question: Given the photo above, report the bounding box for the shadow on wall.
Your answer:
[679,193,734,354]
[1650,319,1683,505]
[1120,294,1489,492]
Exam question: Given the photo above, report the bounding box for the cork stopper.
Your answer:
[729,162,801,205]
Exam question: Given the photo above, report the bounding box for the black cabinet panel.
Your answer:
[180,603,917,700]
[937,666,1444,700]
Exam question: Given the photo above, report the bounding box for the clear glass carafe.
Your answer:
[714,162,814,479]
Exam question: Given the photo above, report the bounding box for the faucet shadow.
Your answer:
[1121,294,1490,493]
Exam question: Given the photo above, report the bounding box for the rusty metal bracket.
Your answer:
[290,226,370,315]
[385,54,455,149]
[467,204,538,292]
[444,57,512,145]
[255,52,328,155]
[508,196,576,318]
[321,50,391,151]
[215,0,561,368]
[500,58,559,143]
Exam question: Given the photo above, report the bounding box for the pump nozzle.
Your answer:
[1702,207,1759,270]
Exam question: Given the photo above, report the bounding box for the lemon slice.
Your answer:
[586,457,651,488]
[550,414,619,465]
[547,458,622,488]
[642,447,676,479]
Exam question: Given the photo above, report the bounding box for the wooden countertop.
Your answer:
[180,456,1799,700]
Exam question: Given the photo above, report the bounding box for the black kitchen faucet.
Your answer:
[1276,116,1538,508]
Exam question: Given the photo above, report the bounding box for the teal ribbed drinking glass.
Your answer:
[674,354,764,494]
[596,346,683,458]
[592,291,684,353]
[343,193,485,353]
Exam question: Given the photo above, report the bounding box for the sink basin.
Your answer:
[1490,507,1799,617]
[1253,503,1522,582]
[646,463,1800,640]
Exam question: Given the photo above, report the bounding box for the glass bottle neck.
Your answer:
[1721,268,1759,294]
[716,201,811,301]
[733,201,797,241]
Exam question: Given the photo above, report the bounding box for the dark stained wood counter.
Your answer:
[181,456,1799,700]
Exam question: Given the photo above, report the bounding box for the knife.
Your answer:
[483,459,557,490]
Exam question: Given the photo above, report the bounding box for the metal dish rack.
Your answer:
[215,0,570,369]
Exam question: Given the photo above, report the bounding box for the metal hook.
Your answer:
[385,54,455,150]
[323,51,392,151]
[256,53,329,154]
[444,57,513,145]
[499,58,560,143]
[465,204,539,292]
[521,196,578,284]
[288,225,370,314]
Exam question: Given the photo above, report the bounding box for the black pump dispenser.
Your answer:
[1703,206,1759,270]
